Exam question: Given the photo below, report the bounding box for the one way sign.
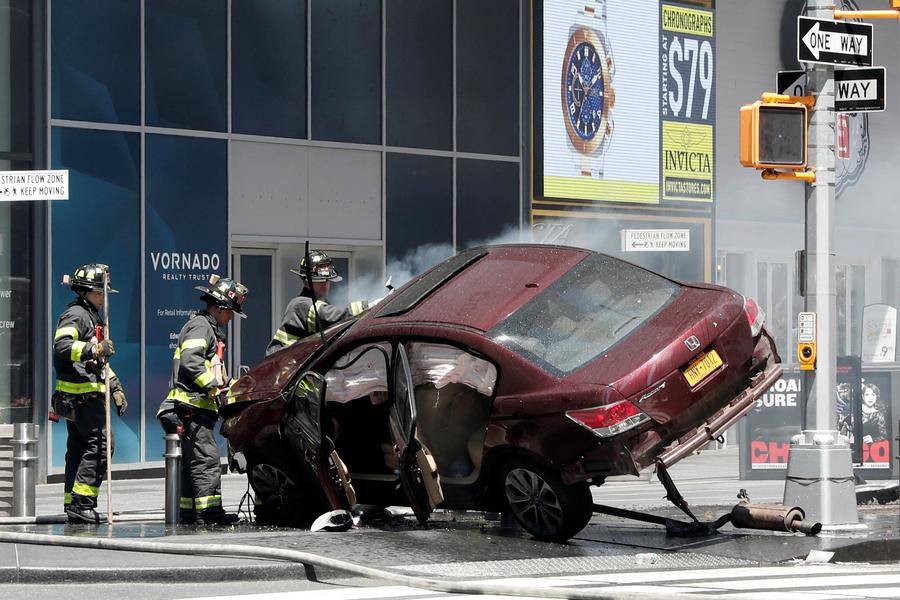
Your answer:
[797,16,872,67]
[835,67,886,112]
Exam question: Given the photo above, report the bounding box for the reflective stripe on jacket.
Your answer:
[53,296,120,396]
[158,312,223,416]
[265,295,368,356]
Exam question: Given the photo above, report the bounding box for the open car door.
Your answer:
[388,343,444,524]
[281,370,357,512]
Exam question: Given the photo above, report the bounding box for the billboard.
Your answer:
[741,362,894,479]
[534,0,715,207]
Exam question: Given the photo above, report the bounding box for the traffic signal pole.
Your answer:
[782,0,859,527]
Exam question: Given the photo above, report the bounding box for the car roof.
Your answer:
[377,244,590,332]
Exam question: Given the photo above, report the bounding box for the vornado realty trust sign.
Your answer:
[149,251,221,281]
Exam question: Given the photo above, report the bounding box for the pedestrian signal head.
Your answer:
[291,250,342,282]
[739,101,808,169]
[68,263,118,294]
[195,276,249,318]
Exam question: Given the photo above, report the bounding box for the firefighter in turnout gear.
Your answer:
[157,276,248,525]
[265,250,370,356]
[52,264,128,524]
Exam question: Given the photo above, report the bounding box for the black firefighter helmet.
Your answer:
[69,263,118,294]
[195,275,248,318]
[291,250,342,282]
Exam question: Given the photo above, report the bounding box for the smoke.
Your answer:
[347,219,629,303]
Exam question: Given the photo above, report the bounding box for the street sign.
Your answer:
[797,16,872,67]
[835,66,885,112]
[0,169,69,201]
[776,67,885,112]
[620,229,690,252]
[777,70,807,96]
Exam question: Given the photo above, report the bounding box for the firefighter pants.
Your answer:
[64,394,114,508]
[166,404,225,521]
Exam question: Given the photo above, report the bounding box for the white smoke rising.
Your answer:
[347,219,632,302]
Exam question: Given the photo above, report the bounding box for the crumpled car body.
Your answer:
[221,244,782,541]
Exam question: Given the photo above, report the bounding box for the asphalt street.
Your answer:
[0,447,897,600]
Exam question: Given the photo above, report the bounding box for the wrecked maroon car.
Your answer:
[220,244,782,541]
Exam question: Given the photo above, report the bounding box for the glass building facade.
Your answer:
[0,0,39,427]
[44,0,523,472]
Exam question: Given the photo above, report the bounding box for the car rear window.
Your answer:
[488,253,679,376]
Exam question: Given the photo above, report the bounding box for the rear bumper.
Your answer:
[656,347,782,469]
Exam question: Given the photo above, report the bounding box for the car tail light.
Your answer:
[743,295,765,337]
[565,400,651,439]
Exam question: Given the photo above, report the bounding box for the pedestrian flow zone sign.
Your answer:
[620,229,690,252]
[777,67,885,112]
[0,169,69,201]
[797,16,872,67]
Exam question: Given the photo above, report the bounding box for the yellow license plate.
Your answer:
[682,349,723,387]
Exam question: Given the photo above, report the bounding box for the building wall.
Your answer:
[45,0,523,471]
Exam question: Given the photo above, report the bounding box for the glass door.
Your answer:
[232,249,275,376]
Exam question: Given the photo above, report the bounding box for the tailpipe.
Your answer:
[729,503,821,535]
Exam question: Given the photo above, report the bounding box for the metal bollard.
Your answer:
[164,433,182,525]
[12,423,38,517]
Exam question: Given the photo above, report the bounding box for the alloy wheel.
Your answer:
[504,467,564,538]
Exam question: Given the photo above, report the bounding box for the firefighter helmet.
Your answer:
[195,276,248,318]
[290,250,342,282]
[69,263,118,294]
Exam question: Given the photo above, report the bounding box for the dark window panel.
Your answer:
[385,0,452,150]
[52,0,140,125]
[50,127,142,459]
[232,0,306,138]
[456,159,519,249]
[311,0,381,144]
[146,0,227,132]
[2,0,32,153]
[457,0,519,156]
[144,133,227,462]
[386,153,452,266]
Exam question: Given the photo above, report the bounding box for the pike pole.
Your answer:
[103,271,113,525]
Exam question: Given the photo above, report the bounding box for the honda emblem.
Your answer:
[684,335,701,351]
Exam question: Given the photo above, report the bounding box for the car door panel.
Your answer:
[388,343,444,523]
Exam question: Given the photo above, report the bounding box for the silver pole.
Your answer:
[783,0,858,526]
[12,423,38,517]
[164,433,182,525]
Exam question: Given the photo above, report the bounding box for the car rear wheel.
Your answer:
[499,459,592,542]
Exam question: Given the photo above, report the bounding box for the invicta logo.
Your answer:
[664,150,711,173]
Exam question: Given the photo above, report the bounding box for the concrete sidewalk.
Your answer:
[0,447,895,584]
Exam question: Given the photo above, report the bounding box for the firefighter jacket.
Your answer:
[53,295,121,397]
[266,294,368,356]
[159,311,227,415]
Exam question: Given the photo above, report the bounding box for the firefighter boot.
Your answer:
[197,508,239,525]
[66,495,100,524]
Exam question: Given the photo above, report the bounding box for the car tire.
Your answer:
[499,459,592,542]
[248,462,312,528]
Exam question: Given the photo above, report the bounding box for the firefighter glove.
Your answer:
[91,339,116,359]
[112,388,127,417]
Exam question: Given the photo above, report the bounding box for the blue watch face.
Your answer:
[565,41,605,141]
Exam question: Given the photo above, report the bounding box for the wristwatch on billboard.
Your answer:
[561,0,615,178]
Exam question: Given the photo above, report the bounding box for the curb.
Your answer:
[0,562,341,584]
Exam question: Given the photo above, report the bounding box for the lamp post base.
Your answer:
[783,430,859,526]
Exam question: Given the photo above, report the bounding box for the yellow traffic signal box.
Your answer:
[739,101,808,170]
